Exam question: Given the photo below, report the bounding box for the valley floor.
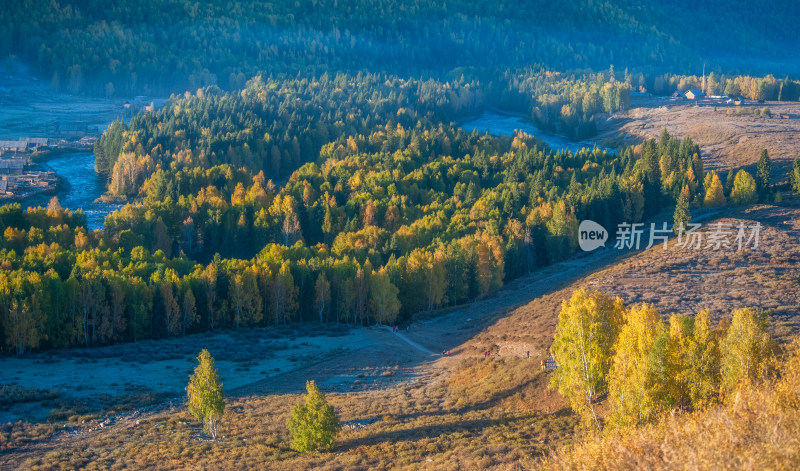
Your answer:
[3,197,800,469]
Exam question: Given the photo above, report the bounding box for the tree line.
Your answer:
[550,289,776,430]
[3,127,717,354]
[5,0,798,96]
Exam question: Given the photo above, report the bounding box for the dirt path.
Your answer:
[231,206,730,398]
[380,326,437,355]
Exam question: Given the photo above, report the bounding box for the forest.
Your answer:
[2,2,800,470]
[3,0,800,95]
[0,1,797,355]
[6,104,756,353]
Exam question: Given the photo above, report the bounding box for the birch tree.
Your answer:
[187,349,225,440]
[550,289,624,430]
[608,303,669,428]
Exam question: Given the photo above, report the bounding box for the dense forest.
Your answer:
[92,71,638,200]
[1,1,796,354]
[4,116,730,353]
[3,4,800,471]
[2,0,799,95]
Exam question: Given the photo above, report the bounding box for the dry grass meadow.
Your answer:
[599,98,800,179]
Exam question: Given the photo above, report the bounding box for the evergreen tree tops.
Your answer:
[756,149,772,202]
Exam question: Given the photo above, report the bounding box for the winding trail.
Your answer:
[380,326,436,355]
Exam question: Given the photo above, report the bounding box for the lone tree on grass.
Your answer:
[187,349,225,440]
[790,157,800,194]
[287,380,340,452]
[756,149,771,202]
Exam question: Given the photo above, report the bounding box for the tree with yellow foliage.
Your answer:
[368,267,401,324]
[729,170,757,205]
[187,349,225,440]
[703,171,726,207]
[720,308,775,393]
[666,310,721,409]
[608,303,669,428]
[550,289,625,430]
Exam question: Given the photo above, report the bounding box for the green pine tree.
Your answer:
[287,380,341,452]
[673,188,691,234]
[756,149,771,201]
[186,349,225,440]
[724,169,735,197]
[790,157,800,194]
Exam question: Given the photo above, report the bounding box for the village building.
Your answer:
[58,122,89,138]
[671,90,687,100]
[684,89,705,100]
[0,140,27,152]
[0,159,25,175]
[78,136,98,147]
[20,137,51,149]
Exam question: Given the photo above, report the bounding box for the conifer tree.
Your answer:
[287,380,340,452]
[702,171,726,207]
[789,157,800,194]
[756,149,771,201]
[724,169,736,197]
[186,349,225,440]
[673,187,691,234]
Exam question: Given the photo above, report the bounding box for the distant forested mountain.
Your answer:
[1,0,798,95]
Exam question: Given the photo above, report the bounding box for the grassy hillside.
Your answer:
[544,337,800,470]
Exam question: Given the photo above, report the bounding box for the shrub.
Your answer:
[287,380,340,452]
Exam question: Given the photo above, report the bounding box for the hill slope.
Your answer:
[2,0,799,94]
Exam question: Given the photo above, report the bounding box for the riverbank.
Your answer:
[21,152,122,229]
[459,109,618,153]
[30,145,92,163]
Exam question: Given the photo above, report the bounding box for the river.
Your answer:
[25,152,122,229]
[1,65,131,229]
[460,110,605,153]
